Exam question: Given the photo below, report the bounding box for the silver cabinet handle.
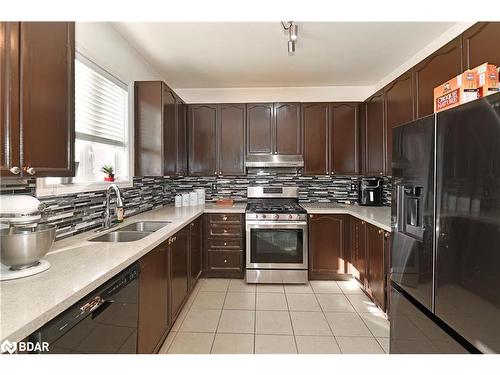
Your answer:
[223,259,228,263]
[25,167,36,175]
[9,166,21,175]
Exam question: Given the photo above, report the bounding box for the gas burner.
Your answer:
[245,186,307,221]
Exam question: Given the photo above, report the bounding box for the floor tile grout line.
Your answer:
[209,282,229,353]
[253,284,257,354]
[312,284,343,354]
[283,287,299,354]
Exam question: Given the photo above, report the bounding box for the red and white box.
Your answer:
[472,62,499,97]
[434,70,479,113]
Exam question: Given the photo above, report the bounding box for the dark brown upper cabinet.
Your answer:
[247,102,301,156]
[247,103,273,154]
[189,103,245,176]
[274,102,301,155]
[1,22,75,178]
[330,103,359,175]
[413,36,463,119]
[462,22,500,69]
[364,91,385,176]
[188,104,218,176]
[384,71,414,176]
[134,81,187,176]
[302,102,329,175]
[218,104,246,175]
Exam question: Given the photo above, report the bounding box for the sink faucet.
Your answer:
[101,184,124,230]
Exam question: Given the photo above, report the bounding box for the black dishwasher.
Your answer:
[29,263,140,354]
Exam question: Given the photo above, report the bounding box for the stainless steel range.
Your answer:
[245,186,308,284]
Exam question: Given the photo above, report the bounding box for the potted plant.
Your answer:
[100,165,115,182]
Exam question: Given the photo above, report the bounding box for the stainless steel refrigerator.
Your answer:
[390,92,500,354]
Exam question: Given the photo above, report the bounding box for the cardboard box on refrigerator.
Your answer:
[472,63,499,97]
[434,70,479,113]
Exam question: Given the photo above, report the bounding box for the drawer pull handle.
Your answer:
[224,242,227,246]
[223,259,228,263]
[223,229,227,233]
[222,216,227,221]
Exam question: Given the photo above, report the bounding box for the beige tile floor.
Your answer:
[159,278,389,354]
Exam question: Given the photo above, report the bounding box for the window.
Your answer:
[37,54,132,196]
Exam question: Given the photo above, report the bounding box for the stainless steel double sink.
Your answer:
[89,221,171,243]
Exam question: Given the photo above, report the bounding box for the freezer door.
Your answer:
[390,285,468,353]
[391,115,435,310]
[435,93,500,353]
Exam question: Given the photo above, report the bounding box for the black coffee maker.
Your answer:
[358,177,383,206]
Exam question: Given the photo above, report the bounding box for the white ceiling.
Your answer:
[112,22,456,89]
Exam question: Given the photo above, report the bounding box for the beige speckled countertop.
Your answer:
[0,203,244,343]
[301,203,392,232]
[0,201,388,343]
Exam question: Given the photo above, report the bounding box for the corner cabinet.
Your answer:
[1,22,75,178]
[134,81,187,176]
[308,214,349,279]
[189,104,245,176]
[462,22,500,70]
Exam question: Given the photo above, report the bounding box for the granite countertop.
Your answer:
[0,201,389,343]
[300,203,392,232]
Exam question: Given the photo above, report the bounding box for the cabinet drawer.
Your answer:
[208,223,242,237]
[208,238,243,251]
[208,213,243,224]
[208,251,243,271]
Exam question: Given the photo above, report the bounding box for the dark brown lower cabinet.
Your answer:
[137,242,169,354]
[203,213,245,278]
[350,217,367,284]
[170,226,189,321]
[308,214,349,279]
[366,223,386,311]
[189,217,202,290]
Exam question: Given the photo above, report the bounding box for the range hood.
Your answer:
[245,154,304,168]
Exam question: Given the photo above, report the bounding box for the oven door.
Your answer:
[246,221,308,269]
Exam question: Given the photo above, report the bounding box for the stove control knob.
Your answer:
[255,214,259,219]
[274,214,279,219]
[289,214,293,219]
[262,214,266,219]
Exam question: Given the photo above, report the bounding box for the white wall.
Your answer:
[76,22,164,85]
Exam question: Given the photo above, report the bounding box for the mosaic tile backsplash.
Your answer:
[0,174,391,240]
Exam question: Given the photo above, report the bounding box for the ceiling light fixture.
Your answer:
[281,21,298,55]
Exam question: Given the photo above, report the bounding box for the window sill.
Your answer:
[36,179,133,198]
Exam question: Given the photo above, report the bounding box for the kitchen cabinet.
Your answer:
[349,217,367,284]
[138,242,169,354]
[366,223,386,311]
[189,104,245,176]
[189,216,202,290]
[203,213,245,278]
[384,71,414,176]
[384,231,392,314]
[169,225,190,321]
[308,214,349,279]
[462,22,500,69]
[330,103,360,175]
[218,104,246,175]
[364,91,385,176]
[247,102,301,156]
[1,22,75,178]
[413,36,463,118]
[134,81,187,176]
[302,103,329,175]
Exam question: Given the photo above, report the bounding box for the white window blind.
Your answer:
[75,57,128,147]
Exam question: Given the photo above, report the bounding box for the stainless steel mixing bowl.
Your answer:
[0,224,56,269]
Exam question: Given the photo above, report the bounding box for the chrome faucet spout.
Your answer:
[101,184,124,230]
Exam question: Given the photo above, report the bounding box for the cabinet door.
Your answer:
[274,102,301,155]
[189,217,202,290]
[246,103,273,155]
[366,223,385,311]
[384,72,414,176]
[309,214,346,279]
[462,22,500,69]
[176,98,188,175]
[330,103,359,175]
[0,22,20,177]
[302,103,329,175]
[138,243,169,354]
[414,36,463,118]
[365,92,385,176]
[350,218,367,284]
[189,104,217,176]
[134,81,163,176]
[162,86,177,175]
[219,104,245,175]
[170,227,189,320]
[19,22,75,177]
